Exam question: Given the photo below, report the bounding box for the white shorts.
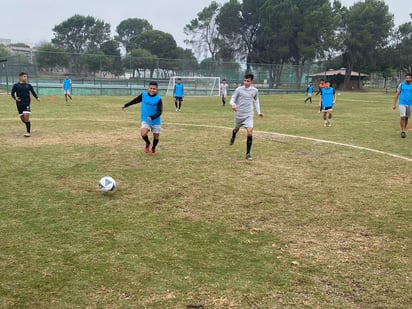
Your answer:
[64,90,71,95]
[141,121,161,134]
[399,105,411,118]
[235,115,253,129]
[307,93,312,97]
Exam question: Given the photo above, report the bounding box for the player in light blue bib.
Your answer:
[63,74,72,103]
[173,78,184,111]
[122,81,163,156]
[393,72,412,138]
[320,81,336,127]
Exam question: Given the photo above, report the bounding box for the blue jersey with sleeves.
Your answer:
[398,82,412,106]
[307,85,313,94]
[321,87,335,108]
[174,83,184,97]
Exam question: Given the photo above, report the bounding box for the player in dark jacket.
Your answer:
[11,72,41,137]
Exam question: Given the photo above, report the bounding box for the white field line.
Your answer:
[2,117,411,162]
[165,122,412,162]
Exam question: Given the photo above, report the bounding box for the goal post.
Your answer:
[166,76,221,97]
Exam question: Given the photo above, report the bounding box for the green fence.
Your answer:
[0,51,328,96]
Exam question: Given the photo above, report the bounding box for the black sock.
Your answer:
[232,130,237,140]
[178,101,182,109]
[152,138,159,149]
[25,121,31,133]
[175,100,178,108]
[246,136,252,154]
[142,135,150,145]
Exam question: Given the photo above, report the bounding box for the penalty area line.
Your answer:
[165,122,412,163]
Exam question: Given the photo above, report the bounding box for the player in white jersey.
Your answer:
[220,79,229,106]
[229,74,264,160]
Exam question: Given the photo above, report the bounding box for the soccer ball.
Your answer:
[99,176,116,192]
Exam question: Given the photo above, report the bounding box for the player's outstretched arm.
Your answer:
[123,94,143,110]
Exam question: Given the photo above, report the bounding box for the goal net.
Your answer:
[166,76,221,97]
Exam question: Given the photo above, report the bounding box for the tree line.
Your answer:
[0,0,411,89]
[186,0,411,89]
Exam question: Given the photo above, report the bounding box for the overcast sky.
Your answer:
[0,0,411,48]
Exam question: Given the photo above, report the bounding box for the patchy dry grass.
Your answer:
[0,93,411,308]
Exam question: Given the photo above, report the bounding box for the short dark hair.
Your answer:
[244,73,254,81]
[320,79,325,82]
[406,73,412,78]
[19,72,27,77]
[149,81,158,87]
[325,80,331,84]
[177,78,182,81]
[222,79,226,82]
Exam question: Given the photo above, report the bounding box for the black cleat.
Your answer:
[246,153,252,161]
[401,132,406,138]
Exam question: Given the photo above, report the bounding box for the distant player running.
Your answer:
[316,79,326,112]
[174,78,184,111]
[229,74,264,161]
[304,82,314,104]
[220,79,229,106]
[11,72,41,137]
[122,81,163,156]
[320,80,336,127]
[393,72,412,138]
[63,74,72,103]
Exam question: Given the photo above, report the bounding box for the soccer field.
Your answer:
[0,93,411,308]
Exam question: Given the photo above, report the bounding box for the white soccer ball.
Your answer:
[99,176,116,192]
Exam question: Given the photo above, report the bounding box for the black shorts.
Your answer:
[321,106,333,112]
[175,96,183,101]
[17,103,31,116]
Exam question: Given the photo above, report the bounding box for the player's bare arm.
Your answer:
[393,91,400,110]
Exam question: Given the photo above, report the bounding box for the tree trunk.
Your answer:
[344,63,353,91]
[295,61,305,89]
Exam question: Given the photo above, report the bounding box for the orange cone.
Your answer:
[50,94,55,102]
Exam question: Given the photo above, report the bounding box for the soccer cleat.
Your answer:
[145,143,151,153]
[24,133,31,137]
[151,148,156,156]
[323,122,328,127]
[401,132,406,138]
[246,153,252,161]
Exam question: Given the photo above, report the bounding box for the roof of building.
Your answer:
[309,69,368,77]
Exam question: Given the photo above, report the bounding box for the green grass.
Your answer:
[0,92,411,308]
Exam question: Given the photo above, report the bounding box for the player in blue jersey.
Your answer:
[11,72,41,137]
[393,73,412,138]
[63,74,72,103]
[304,82,314,104]
[122,81,163,156]
[319,81,336,127]
[173,78,184,111]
